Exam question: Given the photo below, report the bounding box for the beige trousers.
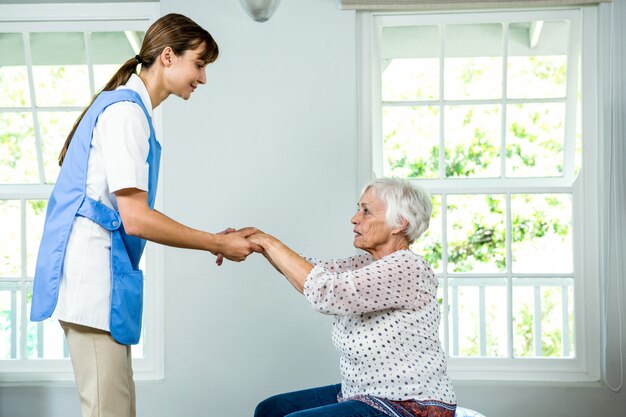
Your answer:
[60,321,136,417]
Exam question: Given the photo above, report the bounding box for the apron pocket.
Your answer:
[110,270,143,345]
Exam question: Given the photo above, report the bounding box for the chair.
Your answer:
[455,406,486,417]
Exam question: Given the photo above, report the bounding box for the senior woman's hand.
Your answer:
[247,231,275,251]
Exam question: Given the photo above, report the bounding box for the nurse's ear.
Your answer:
[159,46,175,67]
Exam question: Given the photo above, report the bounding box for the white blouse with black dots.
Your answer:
[303,249,456,405]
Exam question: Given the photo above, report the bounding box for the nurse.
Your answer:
[30,13,257,417]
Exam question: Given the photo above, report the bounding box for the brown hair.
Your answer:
[58,13,218,165]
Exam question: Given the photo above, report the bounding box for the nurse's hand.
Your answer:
[215,227,235,266]
[216,228,262,262]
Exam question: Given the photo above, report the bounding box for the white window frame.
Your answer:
[357,6,601,382]
[0,2,164,384]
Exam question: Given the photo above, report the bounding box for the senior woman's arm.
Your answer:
[250,233,436,316]
[303,253,375,274]
[302,252,436,316]
[248,232,313,293]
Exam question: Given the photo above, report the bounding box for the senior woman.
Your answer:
[249,178,456,417]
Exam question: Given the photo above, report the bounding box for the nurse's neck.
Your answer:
[138,68,169,109]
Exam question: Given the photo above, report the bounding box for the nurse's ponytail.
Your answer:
[58,13,218,166]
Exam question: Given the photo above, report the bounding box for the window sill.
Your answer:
[0,357,163,386]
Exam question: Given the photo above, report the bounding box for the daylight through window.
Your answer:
[362,9,590,377]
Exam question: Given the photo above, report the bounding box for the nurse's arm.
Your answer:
[115,187,259,261]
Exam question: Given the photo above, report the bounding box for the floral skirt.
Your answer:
[350,395,456,417]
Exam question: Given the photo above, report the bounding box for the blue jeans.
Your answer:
[254,384,387,417]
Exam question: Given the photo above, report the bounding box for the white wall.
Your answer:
[146,0,358,414]
[1,1,625,417]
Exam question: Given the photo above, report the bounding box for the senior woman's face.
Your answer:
[351,190,395,255]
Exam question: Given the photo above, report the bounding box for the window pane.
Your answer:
[38,111,80,183]
[93,64,119,92]
[381,25,439,101]
[0,66,31,107]
[484,282,507,357]
[0,112,39,184]
[447,194,506,273]
[507,21,568,99]
[567,284,574,355]
[26,200,48,278]
[25,284,67,359]
[0,282,21,359]
[30,32,90,107]
[0,33,30,107]
[449,279,507,358]
[513,278,574,358]
[506,102,565,177]
[444,23,503,100]
[540,284,566,357]
[26,320,68,359]
[0,200,21,277]
[450,282,479,356]
[575,76,582,174]
[513,281,534,357]
[91,31,143,91]
[511,194,572,274]
[383,106,439,178]
[412,194,442,273]
[445,105,501,178]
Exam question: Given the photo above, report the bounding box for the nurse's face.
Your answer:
[164,43,207,100]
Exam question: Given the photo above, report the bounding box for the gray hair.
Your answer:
[361,178,432,244]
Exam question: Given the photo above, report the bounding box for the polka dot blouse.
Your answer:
[303,249,456,405]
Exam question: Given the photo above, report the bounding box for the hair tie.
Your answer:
[134,55,143,65]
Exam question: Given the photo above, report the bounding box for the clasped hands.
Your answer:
[214,227,273,266]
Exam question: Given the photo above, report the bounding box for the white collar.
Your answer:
[119,73,154,119]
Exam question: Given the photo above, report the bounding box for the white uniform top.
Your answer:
[303,250,456,405]
[51,74,154,331]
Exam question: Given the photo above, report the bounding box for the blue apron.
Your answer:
[30,89,161,345]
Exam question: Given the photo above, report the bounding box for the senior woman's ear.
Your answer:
[391,218,409,236]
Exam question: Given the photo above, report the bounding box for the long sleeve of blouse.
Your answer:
[303,253,374,274]
[303,250,436,316]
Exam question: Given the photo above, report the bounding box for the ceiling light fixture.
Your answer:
[239,0,281,23]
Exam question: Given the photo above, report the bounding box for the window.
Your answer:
[0,3,162,382]
[358,7,600,380]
